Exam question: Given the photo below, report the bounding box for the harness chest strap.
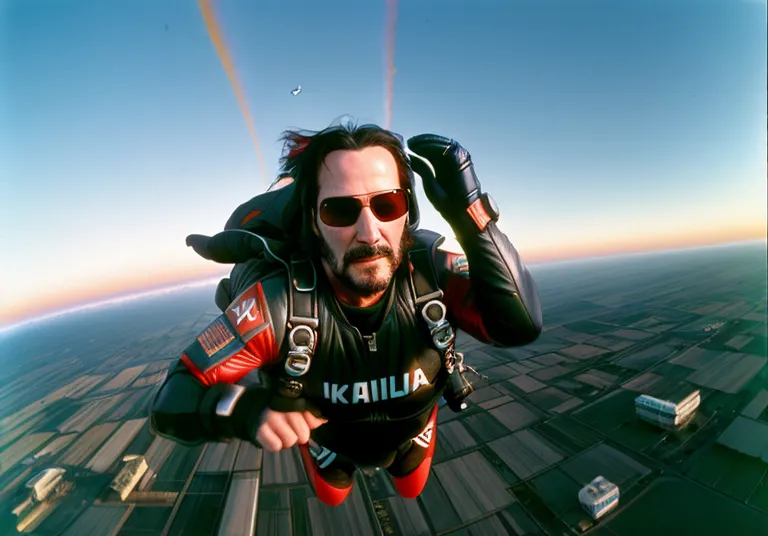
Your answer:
[407,247,453,349]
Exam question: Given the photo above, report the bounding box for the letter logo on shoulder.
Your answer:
[234,298,258,325]
[226,283,270,337]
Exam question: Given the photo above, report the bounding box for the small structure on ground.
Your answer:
[12,467,72,532]
[635,388,700,430]
[578,475,620,520]
[111,455,148,501]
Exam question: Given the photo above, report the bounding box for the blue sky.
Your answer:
[1,0,766,326]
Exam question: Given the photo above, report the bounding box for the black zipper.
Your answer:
[359,332,386,424]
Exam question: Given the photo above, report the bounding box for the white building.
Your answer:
[578,476,619,520]
[12,467,69,532]
[24,467,66,503]
[635,389,700,429]
[111,455,149,501]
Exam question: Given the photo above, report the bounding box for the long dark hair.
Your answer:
[279,118,414,257]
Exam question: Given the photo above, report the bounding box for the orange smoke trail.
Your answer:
[384,0,398,129]
[198,0,267,188]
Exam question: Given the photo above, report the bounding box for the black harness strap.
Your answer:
[289,254,319,330]
[272,254,319,409]
[406,229,447,317]
[407,237,475,412]
[409,248,444,306]
[408,244,453,345]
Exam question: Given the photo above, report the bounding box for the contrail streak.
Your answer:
[384,0,398,130]
[198,0,267,188]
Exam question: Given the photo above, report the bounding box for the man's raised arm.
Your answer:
[408,134,543,347]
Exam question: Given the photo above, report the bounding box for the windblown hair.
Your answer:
[279,118,413,256]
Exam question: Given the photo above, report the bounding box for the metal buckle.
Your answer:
[289,325,315,349]
[279,378,304,397]
[285,325,315,377]
[285,350,311,377]
[421,299,447,327]
[431,324,455,350]
[421,299,455,350]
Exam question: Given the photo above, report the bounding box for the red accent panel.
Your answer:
[182,282,279,387]
[466,198,492,231]
[299,444,354,507]
[180,353,211,387]
[391,405,439,499]
[246,323,277,367]
[443,274,492,343]
[206,325,277,385]
[241,209,262,226]
[182,328,278,387]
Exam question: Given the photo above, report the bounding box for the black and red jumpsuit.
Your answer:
[150,224,543,506]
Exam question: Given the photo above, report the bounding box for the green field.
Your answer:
[599,476,768,535]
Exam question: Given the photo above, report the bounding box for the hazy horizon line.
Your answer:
[1,237,765,336]
[0,277,225,337]
[527,237,767,268]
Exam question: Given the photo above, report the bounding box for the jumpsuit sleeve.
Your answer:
[435,222,544,347]
[150,260,286,445]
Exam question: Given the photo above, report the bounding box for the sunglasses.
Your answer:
[319,189,409,227]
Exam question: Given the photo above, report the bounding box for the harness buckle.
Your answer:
[421,299,455,350]
[285,325,316,377]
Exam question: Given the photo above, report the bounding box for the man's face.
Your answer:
[314,146,410,298]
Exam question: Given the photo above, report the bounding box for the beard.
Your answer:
[319,227,415,298]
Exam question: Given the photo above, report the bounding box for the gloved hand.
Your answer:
[406,134,483,220]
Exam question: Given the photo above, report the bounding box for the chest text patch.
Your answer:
[323,368,430,404]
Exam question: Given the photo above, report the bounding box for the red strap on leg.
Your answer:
[298,444,354,507]
[391,405,439,499]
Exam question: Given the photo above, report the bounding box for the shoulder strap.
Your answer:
[288,253,319,330]
[407,230,455,351]
[407,229,445,306]
[271,253,319,407]
[408,232,477,413]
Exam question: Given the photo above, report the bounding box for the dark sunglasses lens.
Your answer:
[371,191,408,222]
[320,198,361,227]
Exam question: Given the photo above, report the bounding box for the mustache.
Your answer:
[344,244,394,264]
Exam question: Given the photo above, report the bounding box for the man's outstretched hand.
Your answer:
[256,409,327,453]
[406,134,483,219]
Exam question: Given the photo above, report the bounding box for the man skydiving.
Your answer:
[150,121,543,506]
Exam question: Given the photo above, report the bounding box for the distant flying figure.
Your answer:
[291,85,302,96]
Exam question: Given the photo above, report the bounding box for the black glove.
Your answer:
[407,134,497,233]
